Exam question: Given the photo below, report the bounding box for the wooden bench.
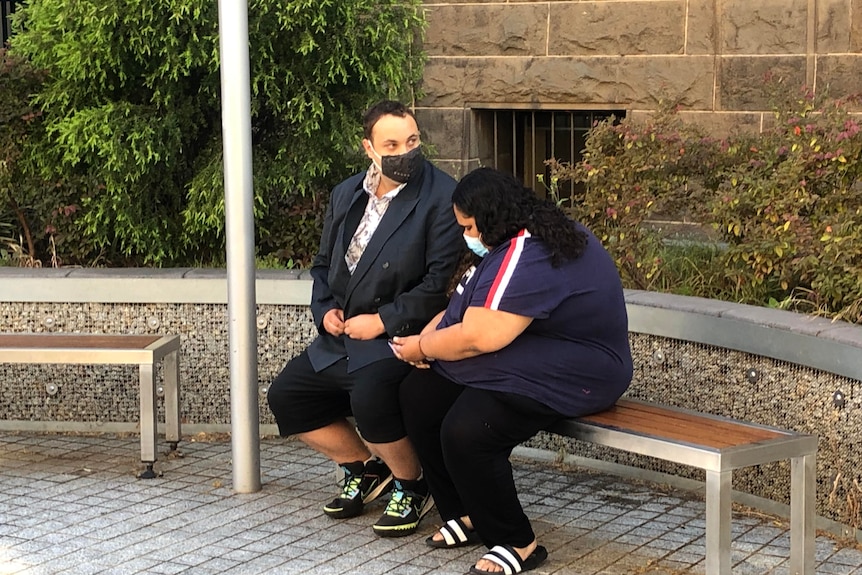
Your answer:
[550,399,817,575]
[0,333,182,479]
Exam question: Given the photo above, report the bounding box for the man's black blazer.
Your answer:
[307,160,462,373]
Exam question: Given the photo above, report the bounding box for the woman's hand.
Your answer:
[390,335,432,368]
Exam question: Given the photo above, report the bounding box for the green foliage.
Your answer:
[0,48,65,267]
[706,86,862,319]
[548,105,727,292]
[6,0,426,266]
[549,87,862,324]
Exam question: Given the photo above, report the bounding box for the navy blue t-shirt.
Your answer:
[432,225,633,416]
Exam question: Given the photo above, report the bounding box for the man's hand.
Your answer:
[343,313,385,340]
[323,308,345,336]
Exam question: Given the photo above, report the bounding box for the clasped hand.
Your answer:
[389,335,432,369]
[323,309,385,340]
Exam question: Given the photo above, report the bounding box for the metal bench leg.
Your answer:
[164,348,181,450]
[705,469,731,575]
[138,362,158,479]
[790,453,815,575]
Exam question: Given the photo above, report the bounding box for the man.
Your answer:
[267,100,462,537]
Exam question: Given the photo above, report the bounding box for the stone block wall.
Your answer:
[418,0,862,177]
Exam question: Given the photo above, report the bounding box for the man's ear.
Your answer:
[362,138,379,163]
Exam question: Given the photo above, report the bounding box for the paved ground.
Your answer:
[1,433,861,575]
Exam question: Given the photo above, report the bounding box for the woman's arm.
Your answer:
[420,310,445,337]
[392,306,532,363]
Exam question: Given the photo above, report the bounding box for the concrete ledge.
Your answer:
[625,289,862,382]
[0,268,312,305]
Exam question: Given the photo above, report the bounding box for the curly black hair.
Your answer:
[452,167,587,266]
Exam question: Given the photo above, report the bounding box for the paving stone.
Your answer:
[1,432,859,575]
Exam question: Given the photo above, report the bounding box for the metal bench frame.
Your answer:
[0,333,182,478]
[551,398,817,575]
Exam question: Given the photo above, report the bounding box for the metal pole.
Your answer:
[217,0,261,493]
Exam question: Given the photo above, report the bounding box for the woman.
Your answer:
[390,167,633,575]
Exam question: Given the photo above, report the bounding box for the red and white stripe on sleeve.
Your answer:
[483,229,531,310]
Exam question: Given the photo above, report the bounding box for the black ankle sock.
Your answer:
[341,460,365,475]
[395,476,427,495]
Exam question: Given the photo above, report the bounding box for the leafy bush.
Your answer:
[6,0,426,266]
[706,87,862,321]
[547,105,734,293]
[0,48,78,267]
[549,86,862,324]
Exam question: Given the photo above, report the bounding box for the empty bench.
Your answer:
[0,333,182,478]
[551,398,817,575]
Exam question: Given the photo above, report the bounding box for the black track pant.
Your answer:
[400,368,565,548]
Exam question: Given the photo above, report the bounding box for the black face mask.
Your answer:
[378,147,424,184]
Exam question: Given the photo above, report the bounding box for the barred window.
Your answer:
[473,108,624,198]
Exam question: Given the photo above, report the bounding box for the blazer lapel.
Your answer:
[344,183,421,301]
[336,185,369,262]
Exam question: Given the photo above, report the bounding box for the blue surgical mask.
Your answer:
[463,233,489,257]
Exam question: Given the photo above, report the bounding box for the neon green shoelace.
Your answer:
[340,474,362,499]
[384,489,412,517]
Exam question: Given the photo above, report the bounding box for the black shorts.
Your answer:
[267,350,412,444]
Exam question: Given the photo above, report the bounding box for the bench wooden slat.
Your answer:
[0,334,162,350]
[578,400,784,450]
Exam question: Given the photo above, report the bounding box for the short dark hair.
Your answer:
[362,100,417,140]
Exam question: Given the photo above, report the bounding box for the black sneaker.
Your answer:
[323,459,393,519]
[372,478,435,537]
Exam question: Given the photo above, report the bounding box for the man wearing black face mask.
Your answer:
[267,100,463,537]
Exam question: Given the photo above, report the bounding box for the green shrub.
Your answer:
[547,105,731,293]
[7,0,426,266]
[706,87,862,320]
[0,48,78,267]
[549,87,862,324]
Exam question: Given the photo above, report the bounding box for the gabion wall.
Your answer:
[0,302,317,427]
[1,299,860,529]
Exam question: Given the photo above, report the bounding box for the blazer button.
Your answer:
[382,262,390,269]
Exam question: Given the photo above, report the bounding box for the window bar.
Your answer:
[531,111,536,187]
[512,110,517,179]
[550,112,556,167]
[493,111,499,170]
